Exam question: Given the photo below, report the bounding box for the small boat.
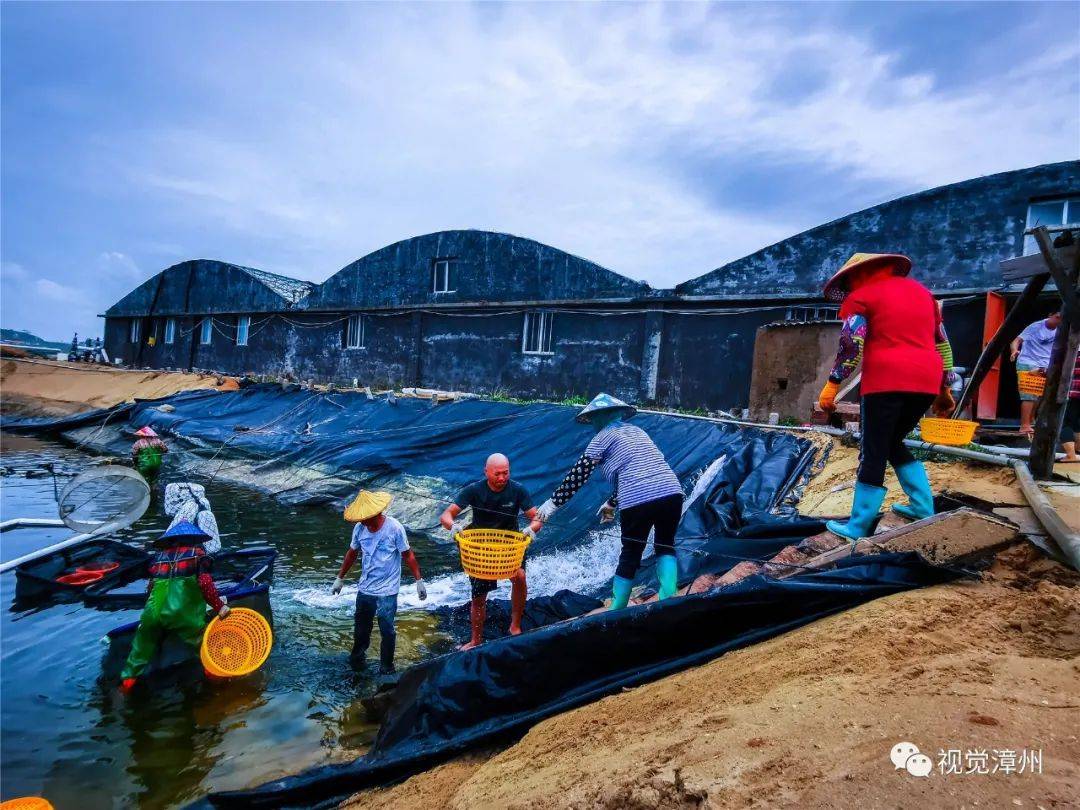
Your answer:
[84,546,277,609]
[14,539,149,604]
[100,581,273,681]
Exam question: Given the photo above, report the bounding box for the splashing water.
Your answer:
[288,523,629,611]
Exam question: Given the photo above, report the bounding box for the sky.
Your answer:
[2,2,1078,341]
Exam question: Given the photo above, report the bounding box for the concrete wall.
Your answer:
[748,323,839,421]
[678,161,1080,297]
[307,230,650,310]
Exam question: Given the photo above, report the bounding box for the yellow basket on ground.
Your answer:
[919,417,978,446]
[456,529,531,580]
[0,799,54,810]
[1017,370,1046,397]
[200,607,273,677]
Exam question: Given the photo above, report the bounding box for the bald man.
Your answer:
[440,453,542,650]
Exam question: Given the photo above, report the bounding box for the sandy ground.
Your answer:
[344,544,1079,809]
[0,358,227,417]
[797,436,1026,516]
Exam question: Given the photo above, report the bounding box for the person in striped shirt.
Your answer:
[536,393,683,609]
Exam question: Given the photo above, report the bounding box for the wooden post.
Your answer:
[1030,227,1080,478]
[952,273,1050,417]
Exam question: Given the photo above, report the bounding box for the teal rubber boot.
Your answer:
[826,482,887,541]
[656,555,678,600]
[609,576,633,610]
[891,461,935,521]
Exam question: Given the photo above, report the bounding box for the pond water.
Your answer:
[0,434,465,809]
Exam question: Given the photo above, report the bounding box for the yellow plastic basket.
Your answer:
[919,417,978,446]
[0,800,54,810]
[456,529,531,580]
[200,608,273,677]
[1017,370,1046,397]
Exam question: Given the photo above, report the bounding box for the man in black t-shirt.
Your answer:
[439,453,542,650]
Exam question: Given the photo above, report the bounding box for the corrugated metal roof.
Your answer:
[235,265,315,304]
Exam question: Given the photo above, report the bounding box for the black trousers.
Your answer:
[1060,398,1080,444]
[858,392,936,487]
[616,493,683,579]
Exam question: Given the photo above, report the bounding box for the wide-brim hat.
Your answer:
[575,393,637,424]
[344,490,393,522]
[822,252,912,302]
[160,519,210,543]
[134,426,159,438]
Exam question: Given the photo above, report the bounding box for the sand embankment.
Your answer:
[345,544,1079,809]
[0,358,228,417]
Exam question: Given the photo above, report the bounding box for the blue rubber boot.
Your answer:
[826,482,887,541]
[656,555,678,600]
[891,461,935,521]
[609,576,633,610]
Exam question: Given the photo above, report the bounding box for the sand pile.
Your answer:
[344,543,1079,809]
[0,358,228,417]
[798,437,1024,516]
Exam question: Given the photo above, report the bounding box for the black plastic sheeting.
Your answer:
[3,385,819,588]
[201,552,963,809]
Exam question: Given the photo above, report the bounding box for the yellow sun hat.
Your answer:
[822,252,912,302]
[343,490,393,522]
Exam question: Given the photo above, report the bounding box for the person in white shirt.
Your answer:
[1011,311,1062,437]
[331,490,426,674]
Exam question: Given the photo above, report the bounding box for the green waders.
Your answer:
[121,576,208,680]
[134,446,164,478]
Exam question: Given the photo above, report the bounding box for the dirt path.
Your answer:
[0,358,227,417]
[344,545,1079,809]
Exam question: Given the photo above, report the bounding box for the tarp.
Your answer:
[201,551,963,809]
[4,386,819,587]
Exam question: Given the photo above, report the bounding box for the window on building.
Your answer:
[164,318,176,345]
[522,311,554,355]
[432,259,454,293]
[236,315,250,346]
[345,314,365,349]
[785,305,839,322]
[1024,197,1080,254]
[200,318,213,345]
[129,319,141,344]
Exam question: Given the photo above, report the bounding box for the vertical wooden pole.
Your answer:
[1030,229,1080,478]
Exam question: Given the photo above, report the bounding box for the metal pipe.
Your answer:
[0,532,95,574]
[902,439,1012,466]
[0,518,67,532]
[1012,460,1080,572]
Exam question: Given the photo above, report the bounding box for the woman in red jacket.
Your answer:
[817,253,956,540]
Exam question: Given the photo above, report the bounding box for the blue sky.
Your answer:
[2,2,1078,341]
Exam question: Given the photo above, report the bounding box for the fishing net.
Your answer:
[56,465,150,535]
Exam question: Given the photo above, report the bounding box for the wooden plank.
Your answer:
[1001,243,1078,281]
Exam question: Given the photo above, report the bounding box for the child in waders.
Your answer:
[119,520,230,692]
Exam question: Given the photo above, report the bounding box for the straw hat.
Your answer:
[575,393,636,424]
[344,490,393,522]
[822,252,912,302]
[134,426,159,438]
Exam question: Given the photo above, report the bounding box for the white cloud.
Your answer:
[35,277,83,303]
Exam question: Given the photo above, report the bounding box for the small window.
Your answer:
[522,311,554,355]
[1024,197,1080,254]
[432,259,454,293]
[236,315,250,346]
[345,314,365,349]
[129,319,141,344]
[200,318,213,345]
[785,305,838,322]
[164,318,176,345]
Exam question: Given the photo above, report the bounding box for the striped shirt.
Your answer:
[584,424,682,510]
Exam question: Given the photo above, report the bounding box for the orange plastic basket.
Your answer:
[456,529,531,580]
[919,417,978,446]
[200,607,273,677]
[0,799,54,810]
[1017,370,1046,397]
